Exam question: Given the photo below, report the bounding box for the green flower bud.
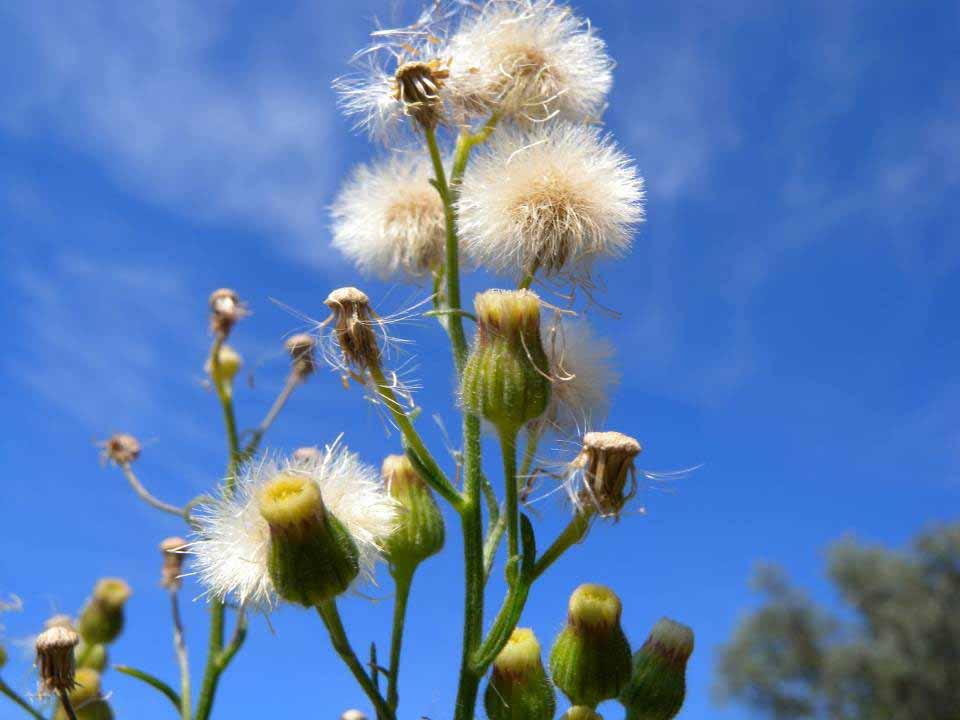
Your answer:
[205,344,243,386]
[484,628,557,720]
[54,668,113,720]
[76,642,107,672]
[77,579,131,646]
[0,642,7,669]
[462,289,551,435]
[621,618,694,720]
[382,455,444,570]
[259,472,359,606]
[550,584,632,708]
[561,707,604,720]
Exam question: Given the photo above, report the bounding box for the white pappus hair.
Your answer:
[445,0,614,124]
[457,122,644,284]
[331,155,446,279]
[540,315,618,434]
[189,439,398,610]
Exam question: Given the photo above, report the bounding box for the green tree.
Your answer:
[715,524,960,719]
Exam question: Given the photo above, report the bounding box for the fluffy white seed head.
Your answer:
[457,122,644,285]
[334,3,453,142]
[538,316,618,434]
[190,440,398,610]
[332,156,446,279]
[445,0,613,124]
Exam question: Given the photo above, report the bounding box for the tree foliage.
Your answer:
[715,524,960,719]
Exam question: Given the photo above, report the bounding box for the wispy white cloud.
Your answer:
[0,0,353,268]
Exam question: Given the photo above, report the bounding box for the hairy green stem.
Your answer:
[533,511,593,580]
[499,429,521,567]
[386,565,415,712]
[57,688,79,720]
[0,678,44,720]
[170,592,191,720]
[452,412,485,720]
[317,600,395,720]
[368,363,461,508]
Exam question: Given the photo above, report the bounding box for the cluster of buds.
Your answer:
[561,708,604,720]
[484,627,556,720]
[620,618,694,720]
[160,537,187,591]
[76,579,132,646]
[285,333,318,379]
[462,289,551,437]
[549,584,632,708]
[100,433,141,466]
[381,455,444,571]
[258,471,360,606]
[35,626,79,695]
[208,288,247,337]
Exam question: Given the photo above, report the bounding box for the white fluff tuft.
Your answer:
[445,0,613,124]
[457,122,644,283]
[332,156,446,278]
[190,440,397,610]
[541,316,618,433]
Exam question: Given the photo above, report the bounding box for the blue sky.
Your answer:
[1,1,958,719]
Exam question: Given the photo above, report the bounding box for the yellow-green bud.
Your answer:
[205,344,243,386]
[570,432,641,518]
[621,618,694,720]
[54,668,113,720]
[0,642,7,669]
[35,626,80,694]
[382,455,444,570]
[76,580,131,646]
[561,708,604,720]
[325,287,381,372]
[76,642,107,672]
[484,628,556,720]
[258,472,359,606]
[550,584,632,708]
[462,290,551,435]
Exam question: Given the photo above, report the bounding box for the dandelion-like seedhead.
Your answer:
[445,0,614,124]
[458,122,644,285]
[334,2,453,142]
[190,440,398,610]
[538,316,618,435]
[332,156,446,279]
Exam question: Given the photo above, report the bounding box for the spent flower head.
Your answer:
[565,431,641,519]
[191,440,398,609]
[285,333,318,379]
[99,433,141,466]
[445,0,614,125]
[458,122,644,286]
[332,156,446,279]
[208,288,247,337]
[35,626,79,694]
[160,537,188,591]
